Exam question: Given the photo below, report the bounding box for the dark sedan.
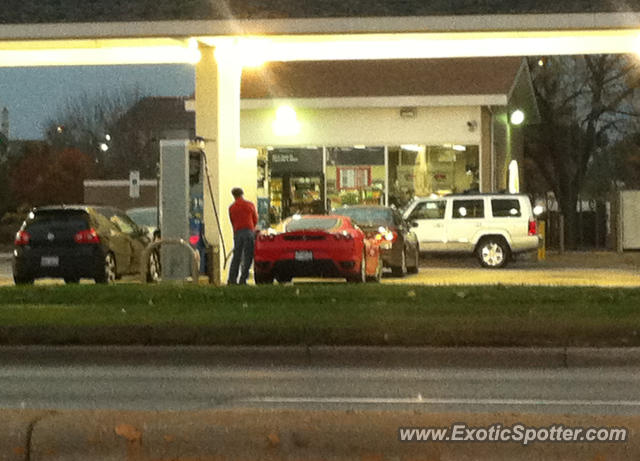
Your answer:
[332,205,419,276]
[12,205,158,284]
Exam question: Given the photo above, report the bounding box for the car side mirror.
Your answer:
[410,220,419,228]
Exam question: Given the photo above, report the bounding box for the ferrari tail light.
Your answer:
[333,232,353,241]
[74,228,100,244]
[14,230,30,246]
[528,219,537,236]
[258,234,276,242]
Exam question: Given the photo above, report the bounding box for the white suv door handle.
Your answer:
[434,223,444,228]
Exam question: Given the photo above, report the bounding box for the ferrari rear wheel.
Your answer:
[254,271,274,284]
[275,273,293,284]
[347,251,366,283]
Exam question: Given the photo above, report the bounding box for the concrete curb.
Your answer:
[0,410,52,461]
[2,345,640,369]
[3,409,636,460]
[0,252,11,261]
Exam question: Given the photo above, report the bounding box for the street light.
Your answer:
[54,125,111,159]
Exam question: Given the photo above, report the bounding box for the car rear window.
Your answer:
[127,208,157,228]
[286,217,340,232]
[332,207,393,226]
[26,210,89,231]
[491,199,522,217]
[452,199,484,219]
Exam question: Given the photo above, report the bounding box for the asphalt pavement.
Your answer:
[2,345,640,415]
[1,250,638,287]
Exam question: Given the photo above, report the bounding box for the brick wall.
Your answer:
[83,180,157,211]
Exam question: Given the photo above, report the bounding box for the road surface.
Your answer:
[1,346,639,415]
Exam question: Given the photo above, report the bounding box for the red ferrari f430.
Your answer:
[254,214,382,284]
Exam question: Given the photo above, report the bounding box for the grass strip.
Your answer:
[0,283,639,346]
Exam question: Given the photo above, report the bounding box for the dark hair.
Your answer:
[231,187,244,198]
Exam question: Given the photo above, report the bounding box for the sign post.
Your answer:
[129,170,140,198]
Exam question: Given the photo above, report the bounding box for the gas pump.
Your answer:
[159,139,219,280]
[188,148,207,273]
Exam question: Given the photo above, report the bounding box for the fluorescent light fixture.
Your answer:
[510,110,525,125]
[272,105,301,137]
[353,145,366,149]
[0,39,201,67]
[400,144,421,152]
[452,145,467,152]
[2,29,640,68]
[199,30,640,63]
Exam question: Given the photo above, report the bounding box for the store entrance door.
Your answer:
[273,173,325,221]
[268,148,325,223]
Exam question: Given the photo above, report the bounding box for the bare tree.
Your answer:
[525,54,640,248]
[44,87,147,178]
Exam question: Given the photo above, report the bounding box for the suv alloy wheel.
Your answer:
[477,237,509,268]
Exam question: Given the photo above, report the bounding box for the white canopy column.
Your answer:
[196,43,254,284]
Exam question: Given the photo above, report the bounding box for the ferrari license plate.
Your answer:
[295,251,313,262]
[41,256,59,267]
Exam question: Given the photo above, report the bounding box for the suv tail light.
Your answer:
[14,230,30,246]
[528,219,537,236]
[74,228,100,244]
[189,234,200,246]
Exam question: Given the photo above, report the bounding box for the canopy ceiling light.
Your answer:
[272,105,301,137]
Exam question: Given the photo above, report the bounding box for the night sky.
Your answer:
[0,64,195,140]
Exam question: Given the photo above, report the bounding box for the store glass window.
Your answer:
[326,147,385,208]
[267,147,324,222]
[388,145,479,208]
[338,167,370,189]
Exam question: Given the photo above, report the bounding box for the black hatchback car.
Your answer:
[332,205,420,276]
[12,205,157,284]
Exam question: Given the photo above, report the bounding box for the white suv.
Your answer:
[403,194,539,268]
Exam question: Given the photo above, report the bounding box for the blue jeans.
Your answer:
[228,228,255,285]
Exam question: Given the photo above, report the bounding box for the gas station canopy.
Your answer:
[2,1,640,66]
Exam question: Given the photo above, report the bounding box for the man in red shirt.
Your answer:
[227,187,258,285]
